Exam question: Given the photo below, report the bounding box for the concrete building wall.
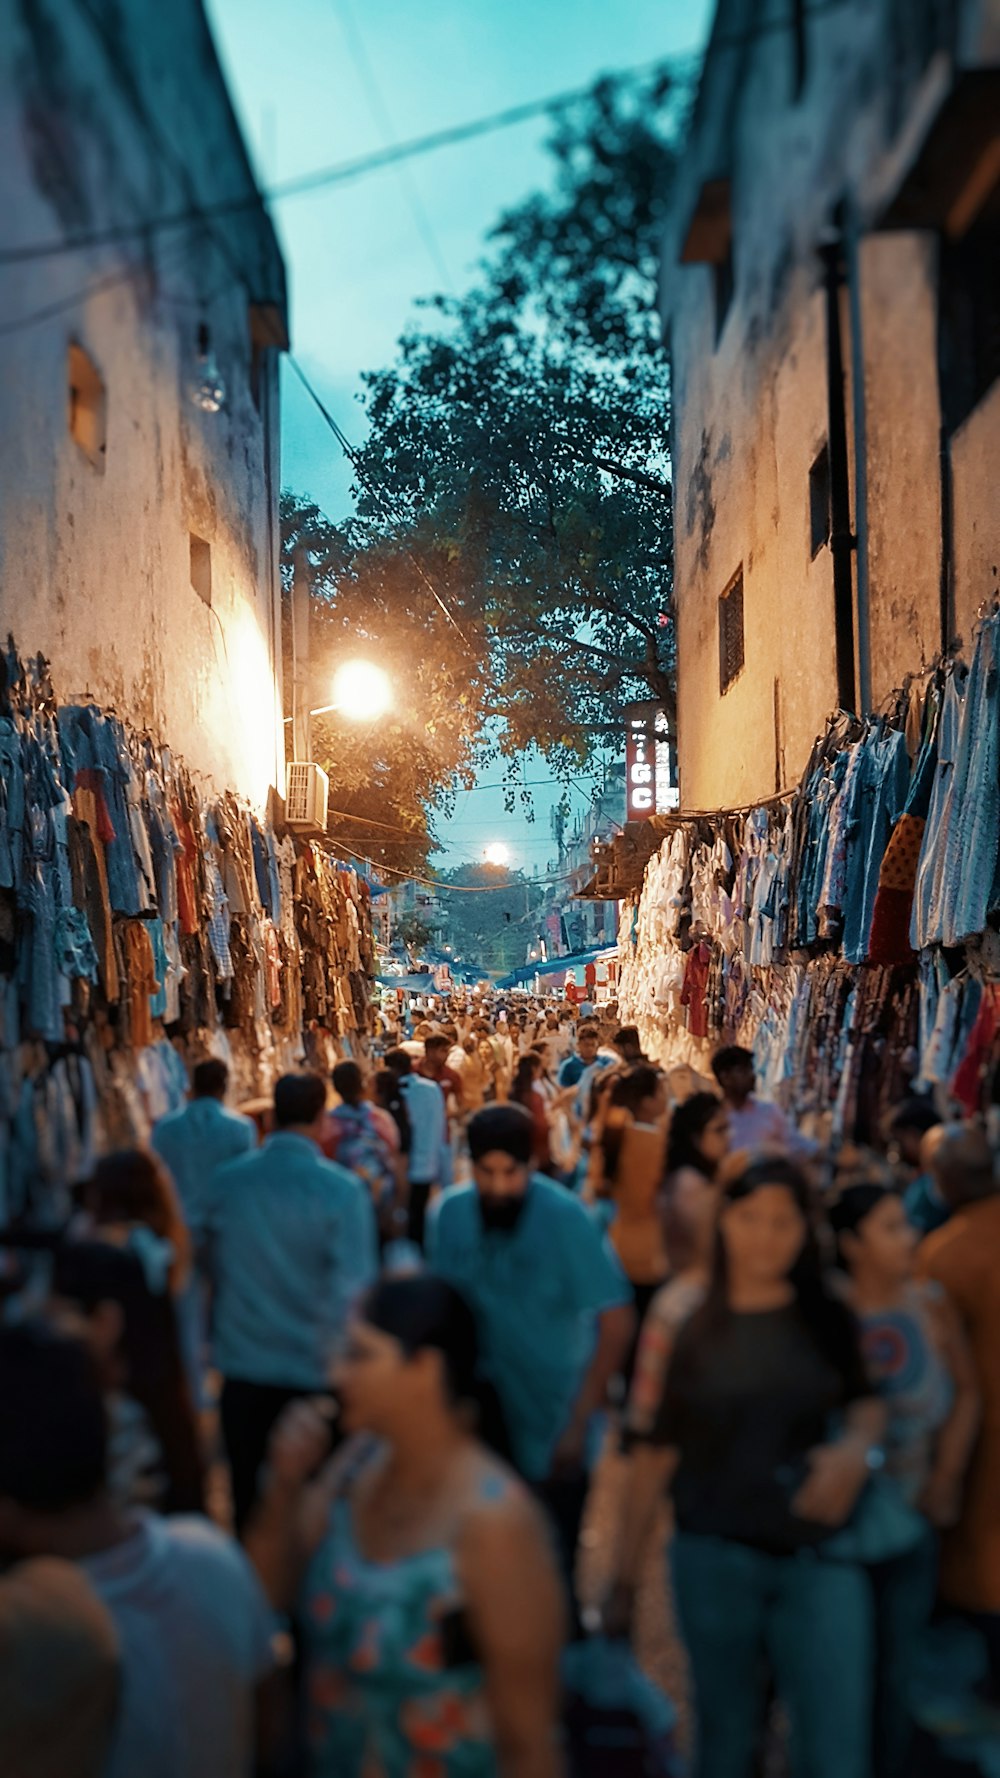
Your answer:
[0,0,287,812]
[663,0,1000,812]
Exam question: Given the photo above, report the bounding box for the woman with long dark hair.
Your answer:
[609,1157,883,1778]
[511,1053,553,1172]
[664,1092,731,1196]
[248,1275,564,1777]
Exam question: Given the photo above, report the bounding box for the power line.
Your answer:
[286,353,468,637]
[0,51,696,267]
[334,841,583,894]
[338,0,452,290]
[0,0,855,270]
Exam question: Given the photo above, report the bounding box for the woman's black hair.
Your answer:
[363,1275,478,1402]
[374,1068,411,1157]
[600,1065,664,1183]
[666,1092,725,1179]
[511,1054,541,1103]
[691,1156,869,1391]
[361,1274,511,1460]
[827,1183,895,1265]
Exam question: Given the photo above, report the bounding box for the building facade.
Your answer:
[662,0,1000,810]
[0,0,287,811]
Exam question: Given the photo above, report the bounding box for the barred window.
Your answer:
[719,567,745,695]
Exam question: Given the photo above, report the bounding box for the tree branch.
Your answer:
[588,455,673,501]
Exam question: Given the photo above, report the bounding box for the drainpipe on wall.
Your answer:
[844,203,872,715]
[820,230,858,715]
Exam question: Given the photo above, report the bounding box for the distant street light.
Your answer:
[484,842,510,867]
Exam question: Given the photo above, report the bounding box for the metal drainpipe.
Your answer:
[821,232,858,715]
[844,204,872,715]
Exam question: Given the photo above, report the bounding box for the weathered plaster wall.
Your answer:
[663,0,1000,813]
[0,0,286,812]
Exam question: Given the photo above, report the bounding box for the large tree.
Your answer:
[283,69,688,857]
[435,863,547,977]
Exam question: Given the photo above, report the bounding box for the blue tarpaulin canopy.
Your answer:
[493,945,616,990]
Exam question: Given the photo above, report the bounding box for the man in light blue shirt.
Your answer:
[203,1071,377,1532]
[427,1103,633,1626]
[385,1048,448,1250]
[151,1058,255,1240]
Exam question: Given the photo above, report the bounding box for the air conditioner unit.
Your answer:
[286,761,329,830]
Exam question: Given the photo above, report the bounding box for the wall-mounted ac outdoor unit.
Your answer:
[286,761,329,830]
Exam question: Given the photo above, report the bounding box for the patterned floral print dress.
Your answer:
[301,1479,498,1778]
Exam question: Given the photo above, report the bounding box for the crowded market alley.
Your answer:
[2,1,1000,1776]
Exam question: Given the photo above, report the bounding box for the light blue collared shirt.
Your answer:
[203,1132,377,1390]
[152,1097,256,1235]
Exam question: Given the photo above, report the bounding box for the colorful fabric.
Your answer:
[302,1474,496,1776]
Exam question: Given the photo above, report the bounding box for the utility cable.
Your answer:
[286,353,468,638]
[0,0,857,269]
[338,0,452,289]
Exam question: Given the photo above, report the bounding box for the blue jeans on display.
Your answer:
[945,616,1000,944]
[843,731,911,965]
[671,1532,873,1778]
[912,670,968,950]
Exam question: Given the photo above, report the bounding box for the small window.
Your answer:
[190,534,212,605]
[714,240,735,341]
[719,567,745,694]
[809,443,831,556]
[938,190,1000,436]
[791,0,808,100]
[68,342,107,470]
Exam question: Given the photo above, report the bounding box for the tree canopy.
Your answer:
[434,863,547,977]
[282,69,689,867]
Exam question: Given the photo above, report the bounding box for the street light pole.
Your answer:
[291,546,311,763]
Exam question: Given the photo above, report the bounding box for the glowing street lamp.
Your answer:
[286,660,394,727]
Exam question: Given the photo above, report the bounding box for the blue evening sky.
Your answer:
[206,0,713,869]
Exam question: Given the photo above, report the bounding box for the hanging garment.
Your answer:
[943,615,1000,945]
[869,706,940,967]
[843,729,911,966]
[680,942,712,1040]
[912,666,969,950]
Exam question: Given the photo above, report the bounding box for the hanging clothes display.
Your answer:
[618,610,1000,1139]
[0,644,376,1223]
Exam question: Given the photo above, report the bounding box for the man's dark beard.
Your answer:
[478,1192,528,1233]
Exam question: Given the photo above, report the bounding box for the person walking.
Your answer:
[385,1048,448,1250]
[151,1058,255,1236]
[322,1060,398,1230]
[916,1124,1000,1682]
[248,1275,566,1777]
[428,1105,633,1627]
[202,1071,377,1534]
[511,1053,553,1172]
[0,1321,275,1778]
[711,1044,817,1159]
[829,1182,979,1778]
[609,1157,883,1778]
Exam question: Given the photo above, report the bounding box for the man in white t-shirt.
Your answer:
[0,1321,275,1778]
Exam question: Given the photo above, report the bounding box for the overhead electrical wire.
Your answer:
[0,2,853,269]
[286,354,468,637]
[337,0,453,289]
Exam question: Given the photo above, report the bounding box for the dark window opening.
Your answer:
[938,187,1000,436]
[68,342,107,470]
[791,0,808,99]
[714,238,735,341]
[809,443,831,556]
[719,567,745,695]
[190,534,212,605]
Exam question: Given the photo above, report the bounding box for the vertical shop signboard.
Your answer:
[624,699,678,818]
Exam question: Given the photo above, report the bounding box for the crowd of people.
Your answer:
[1,986,999,1778]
